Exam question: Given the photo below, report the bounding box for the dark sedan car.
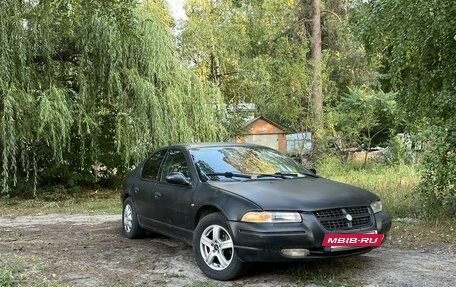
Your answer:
[121,143,391,280]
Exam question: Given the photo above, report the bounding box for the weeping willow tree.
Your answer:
[0,0,226,195]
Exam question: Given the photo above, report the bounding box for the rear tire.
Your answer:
[122,197,145,239]
[193,212,244,280]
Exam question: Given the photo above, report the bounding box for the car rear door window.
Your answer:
[141,150,167,180]
[160,149,190,180]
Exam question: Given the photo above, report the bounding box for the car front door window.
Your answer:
[160,149,190,181]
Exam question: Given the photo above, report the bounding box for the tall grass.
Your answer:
[317,157,420,219]
[0,189,120,217]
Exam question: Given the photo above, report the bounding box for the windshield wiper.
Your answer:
[256,172,299,179]
[257,172,318,179]
[205,172,252,179]
[302,172,318,177]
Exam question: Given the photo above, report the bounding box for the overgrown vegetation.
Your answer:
[318,157,419,219]
[180,0,454,217]
[181,0,314,133]
[353,0,455,216]
[0,0,453,218]
[0,188,119,217]
[317,157,456,247]
[0,0,226,197]
[0,261,66,287]
[330,87,399,167]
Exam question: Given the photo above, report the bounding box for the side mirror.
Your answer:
[166,172,192,186]
[309,168,317,175]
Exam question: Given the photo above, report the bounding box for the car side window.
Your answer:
[160,149,190,181]
[141,150,167,180]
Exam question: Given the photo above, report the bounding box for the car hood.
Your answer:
[207,177,379,211]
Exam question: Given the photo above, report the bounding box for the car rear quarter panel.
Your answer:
[121,167,141,201]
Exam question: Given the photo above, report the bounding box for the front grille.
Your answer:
[314,206,373,231]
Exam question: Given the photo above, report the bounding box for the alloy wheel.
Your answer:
[123,203,133,233]
[199,224,234,271]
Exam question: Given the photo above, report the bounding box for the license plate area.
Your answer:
[323,231,383,251]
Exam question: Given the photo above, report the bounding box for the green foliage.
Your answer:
[0,0,226,195]
[356,0,456,118]
[384,135,408,165]
[318,156,419,218]
[417,121,456,216]
[355,0,455,215]
[181,0,384,148]
[322,1,381,104]
[331,87,399,165]
[181,0,313,133]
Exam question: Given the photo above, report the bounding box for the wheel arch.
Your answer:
[121,189,133,202]
[193,186,262,227]
[194,205,225,228]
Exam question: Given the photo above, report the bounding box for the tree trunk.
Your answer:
[363,129,371,169]
[210,50,221,86]
[310,0,323,155]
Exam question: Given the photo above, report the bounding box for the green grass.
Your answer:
[185,281,218,287]
[164,271,187,278]
[317,157,420,218]
[0,261,67,287]
[0,189,121,217]
[0,264,15,287]
[286,260,365,287]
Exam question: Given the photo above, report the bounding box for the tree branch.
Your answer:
[321,9,342,21]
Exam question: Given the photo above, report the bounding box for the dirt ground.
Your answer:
[0,214,455,287]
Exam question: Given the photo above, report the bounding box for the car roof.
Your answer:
[167,142,266,150]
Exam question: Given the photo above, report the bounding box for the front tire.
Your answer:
[193,212,244,280]
[122,197,145,239]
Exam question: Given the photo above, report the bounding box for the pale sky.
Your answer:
[166,0,187,22]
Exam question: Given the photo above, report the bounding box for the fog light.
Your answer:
[281,248,310,258]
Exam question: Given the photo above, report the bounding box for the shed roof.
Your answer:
[243,116,286,133]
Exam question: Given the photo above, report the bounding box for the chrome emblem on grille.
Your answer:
[345,214,353,221]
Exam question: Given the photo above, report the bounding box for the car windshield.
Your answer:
[189,146,312,181]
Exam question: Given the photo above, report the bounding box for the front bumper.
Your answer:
[227,210,391,262]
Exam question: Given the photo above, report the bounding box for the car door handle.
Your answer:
[154,192,162,199]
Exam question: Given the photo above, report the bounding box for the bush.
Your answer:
[417,124,456,217]
[384,135,407,165]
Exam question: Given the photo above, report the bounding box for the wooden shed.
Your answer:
[236,116,287,153]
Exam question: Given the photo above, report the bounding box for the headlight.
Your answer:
[241,211,302,223]
[370,201,383,213]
